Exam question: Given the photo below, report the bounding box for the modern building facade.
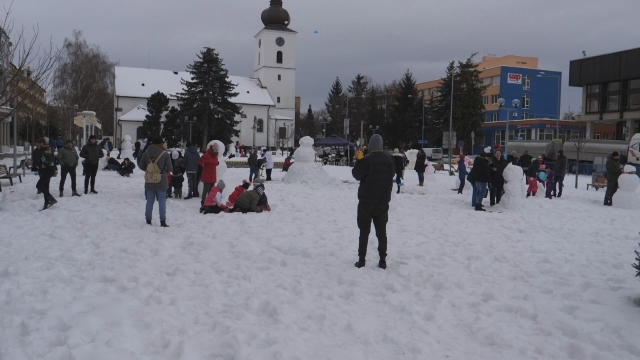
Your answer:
[417,55,563,146]
[569,47,640,141]
[113,0,297,149]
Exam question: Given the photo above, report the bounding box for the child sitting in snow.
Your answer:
[253,178,271,211]
[203,180,228,214]
[226,180,251,208]
[545,170,555,199]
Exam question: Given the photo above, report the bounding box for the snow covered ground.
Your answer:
[1,164,639,359]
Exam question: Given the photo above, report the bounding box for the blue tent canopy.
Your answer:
[313,134,355,147]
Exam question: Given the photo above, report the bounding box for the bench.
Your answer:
[587,176,607,191]
[8,159,28,177]
[0,164,23,192]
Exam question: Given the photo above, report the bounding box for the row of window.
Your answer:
[493,129,583,145]
[586,79,640,113]
[483,93,531,109]
[481,75,531,90]
[592,132,613,140]
[486,112,539,122]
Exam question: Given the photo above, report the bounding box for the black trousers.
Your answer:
[489,183,504,205]
[59,165,77,192]
[458,177,466,193]
[36,171,54,204]
[84,163,98,191]
[605,181,618,204]
[186,173,197,195]
[357,202,389,261]
[266,168,272,180]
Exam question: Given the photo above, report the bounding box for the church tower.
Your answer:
[254,1,296,122]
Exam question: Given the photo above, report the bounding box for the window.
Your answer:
[429,89,436,98]
[522,93,530,109]
[629,79,640,110]
[594,131,600,139]
[279,127,287,140]
[277,97,281,103]
[495,130,505,146]
[539,129,554,140]
[606,82,620,111]
[492,76,500,86]
[491,94,499,104]
[276,51,283,64]
[278,74,281,81]
[515,129,531,140]
[483,96,488,105]
[604,132,610,140]
[490,113,498,122]
[523,75,531,90]
[586,84,600,113]
[257,119,264,133]
[521,112,530,120]
[482,78,490,86]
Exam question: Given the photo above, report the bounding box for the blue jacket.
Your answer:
[183,146,200,173]
[458,161,467,179]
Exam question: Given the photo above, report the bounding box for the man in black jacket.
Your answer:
[352,134,395,269]
[489,149,507,206]
[472,148,492,211]
[519,150,533,184]
[553,150,568,197]
[80,135,104,194]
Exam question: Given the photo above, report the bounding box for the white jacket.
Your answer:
[264,152,274,169]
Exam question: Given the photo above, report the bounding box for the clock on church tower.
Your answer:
[254,0,297,114]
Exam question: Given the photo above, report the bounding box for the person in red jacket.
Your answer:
[226,180,251,208]
[198,142,220,210]
[283,156,293,172]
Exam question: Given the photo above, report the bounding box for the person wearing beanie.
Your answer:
[351,134,395,269]
[182,141,200,199]
[468,148,491,211]
[231,182,265,213]
[604,151,622,206]
[35,137,58,210]
[138,137,173,227]
[457,154,468,194]
[392,148,404,194]
[56,139,81,197]
[169,150,185,198]
[507,150,519,166]
[518,150,533,185]
[225,180,251,208]
[553,149,567,197]
[203,180,228,214]
[79,134,104,194]
[198,142,220,210]
[414,148,427,186]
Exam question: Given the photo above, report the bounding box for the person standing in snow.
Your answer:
[35,138,58,210]
[526,157,541,197]
[248,151,259,182]
[56,139,81,197]
[351,134,396,269]
[470,147,491,211]
[457,154,468,194]
[519,150,533,184]
[604,151,622,206]
[138,137,173,227]
[264,149,274,181]
[198,142,220,210]
[182,142,200,199]
[489,149,507,206]
[414,148,427,186]
[392,148,404,194]
[553,150,567,197]
[79,135,104,194]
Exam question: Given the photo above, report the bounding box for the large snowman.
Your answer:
[120,135,134,160]
[500,163,526,209]
[613,165,639,209]
[284,136,330,184]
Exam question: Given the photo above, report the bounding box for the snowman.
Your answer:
[228,142,237,158]
[120,135,134,159]
[206,140,227,181]
[613,165,639,209]
[500,163,526,210]
[284,136,330,184]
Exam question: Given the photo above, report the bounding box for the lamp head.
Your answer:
[512,99,520,108]
[497,98,505,107]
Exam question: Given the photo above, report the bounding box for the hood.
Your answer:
[145,144,167,157]
[368,134,383,152]
[186,146,199,155]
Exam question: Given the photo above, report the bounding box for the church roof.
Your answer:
[114,67,275,106]
[119,104,148,122]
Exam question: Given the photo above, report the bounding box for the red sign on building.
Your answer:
[507,73,522,84]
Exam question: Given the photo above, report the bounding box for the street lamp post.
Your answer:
[320,116,331,138]
[67,104,79,141]
[369,125,379,135]
[184,116,197,143]
[497,98,520,152]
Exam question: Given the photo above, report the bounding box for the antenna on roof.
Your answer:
[582,50,586,58]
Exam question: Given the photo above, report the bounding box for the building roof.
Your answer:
[120,105,148,122]
[114,67,275,106]
[569,47,640,87]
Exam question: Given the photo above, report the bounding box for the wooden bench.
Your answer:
[8,159,28,177]
[587,176,607,191]
[0,164,23,192]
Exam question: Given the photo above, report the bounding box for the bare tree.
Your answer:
[570,134,590,189]
[269,122,296,155]
[51,30,115,138]
[0,1,60,131]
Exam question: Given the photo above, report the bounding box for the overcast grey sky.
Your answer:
[10,0,640,115]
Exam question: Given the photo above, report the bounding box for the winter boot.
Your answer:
[72,191,81,197]
[160,220,169,228]
[184,193,193,200]
[90,189,98,194]
[354,259,366,268]
[48,197,58,206]
[526,193,531,198]
[146,219,152,225]
[59,190,64,197]
[378,260,387,269]
[84,189,88,194]
[475,205,486,212]
[557,193,562,198]
[193,191,200,198]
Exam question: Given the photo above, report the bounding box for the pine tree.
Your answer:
[324,77,345,137]
[143,91,170,140]
[634,250,640,278]
[363,85,387,144]
[346,74,369,141]
[162,106,183,148]
[387,70,420,148]
[295,104,320,140]
[176,48,241,149]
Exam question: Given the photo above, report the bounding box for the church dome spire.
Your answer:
[261,0,291,28]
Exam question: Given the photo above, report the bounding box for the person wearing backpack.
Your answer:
[138,137,173,227]
[35,138,59,210]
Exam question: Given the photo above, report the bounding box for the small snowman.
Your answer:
[228,142,237,158]
[207,140,227,181]
[120,135,134,159]
[613,165,640,209]
[501,164,526,210]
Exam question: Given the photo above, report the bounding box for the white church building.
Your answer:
[113,0,297,149]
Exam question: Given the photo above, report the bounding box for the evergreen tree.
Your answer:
[295,104,320,140]
[324,77,345,137]
[176,48,241,149]
[346,74,369,141]
[634,250,640,278]
[387,70,421,148]
[428,54,487,151]
[162,106,183,148]
[143,91,170,140]
[363,85,387,144]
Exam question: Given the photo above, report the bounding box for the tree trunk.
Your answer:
[574,150,580,189]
